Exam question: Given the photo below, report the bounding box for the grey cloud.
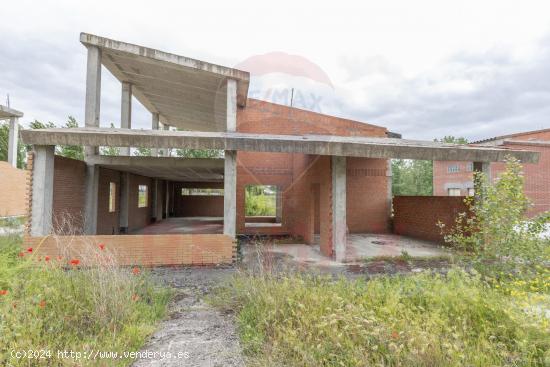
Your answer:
[334,37,550,141]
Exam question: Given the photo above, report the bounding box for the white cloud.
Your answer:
[0,0,549,140]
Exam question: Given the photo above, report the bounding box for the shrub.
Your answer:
[0,236,171,366]
[441,157,549,262]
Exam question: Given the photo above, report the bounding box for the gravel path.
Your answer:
[132,267,244,367]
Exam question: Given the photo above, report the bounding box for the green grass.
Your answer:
[0,236,171,366]
[211,269,550,366]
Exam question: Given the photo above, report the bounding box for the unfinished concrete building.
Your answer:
[20,33,540,265]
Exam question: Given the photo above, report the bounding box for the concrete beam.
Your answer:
[8,117,18,167]
[21,128,541,163]
[332,156,347,262]
[84,45,101,157]
[0,105,24,119]
[30,146,54,236]
[151,112,159,157]
[84,164,99,235]
[120,81,132,156]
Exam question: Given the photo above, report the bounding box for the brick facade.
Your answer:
[393,196,468,243]
[52,156,87,234]
[433,130,550,217]
[0,161,28,217]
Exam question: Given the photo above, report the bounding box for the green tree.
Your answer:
[28,117,84,160]
[134,147,152,156]
[391,159,433,196]
[437,136,468,144]
[100,123,120,156]
[175,148,223,158]
[57,116,84,160]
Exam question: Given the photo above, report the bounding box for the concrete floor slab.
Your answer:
[242,233,449,268]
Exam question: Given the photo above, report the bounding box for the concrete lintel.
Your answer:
[8,117,19,167]
[30,146,55,236]
[21,128,541,163]
[86,154,224,169]
[332,156,347,262]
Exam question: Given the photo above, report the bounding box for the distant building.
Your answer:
[433,129,550,216]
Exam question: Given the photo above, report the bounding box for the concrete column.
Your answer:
[223,78,237,237]
[84,164,100,235]
[165,180,170,219]
[155,179,164,221]
[332,156,347,262]
[224,151,237,236]
[226,79,237,131]
[120,82,132,156]
[84,45,101,158]
[275,187,283,223]
[8,117,18,168]
[30,145,54,236]
[118,172,130,233]
[151,112,160,157]
[159,123,170,157]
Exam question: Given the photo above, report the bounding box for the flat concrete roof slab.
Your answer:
[0,105,23,119]
[87,155,224,182]
[21,127,540,163]
[81,33,249,131]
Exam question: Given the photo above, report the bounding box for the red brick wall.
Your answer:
[96,168,121,235]
[433,161,474,196]
[236,100,391,242]
[175,196,224,217]
[0,161,28,217]
[128,174,153,232]
[52,156,87,234]
[24,234,236,266]
[393,196,468,243]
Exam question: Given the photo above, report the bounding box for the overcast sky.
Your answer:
[1,0,549,140]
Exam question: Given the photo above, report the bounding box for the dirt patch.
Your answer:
[132,267,244,367]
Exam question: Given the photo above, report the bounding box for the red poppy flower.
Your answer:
[18,252,25,257]
[27,247,33,253]
[391,330,399,339]
[132,267,140,275]
[131,294,140,302]
[38,300,46,308]
[0,290,8,296]
[98,243,105,251]
[70,259,80,266]
[57,256,62,261]
[45,256,50,262]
